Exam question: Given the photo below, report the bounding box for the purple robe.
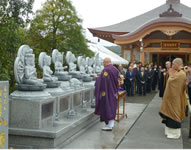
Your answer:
[94,64,119,124]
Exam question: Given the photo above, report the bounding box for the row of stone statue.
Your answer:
[14,45,104,91]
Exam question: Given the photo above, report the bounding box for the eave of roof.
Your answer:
[112,17,191,41]
[88,2,191,33]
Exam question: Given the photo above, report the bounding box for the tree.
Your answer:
[0,0,34,91]
[29,0,93,57]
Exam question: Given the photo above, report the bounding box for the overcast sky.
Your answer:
[33,0,191,46]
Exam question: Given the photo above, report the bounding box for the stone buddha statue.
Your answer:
[66,51,82,79]
[86,57,97,77]
[94,53,102,74]
[39,52,60,88]
[52,49,71,81]
[77,56,92,82]
[100,58,104,72]
[14,45,46,91]
[23,54,39,85]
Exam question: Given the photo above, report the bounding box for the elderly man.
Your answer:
[159,58,186,139]
[94,57,119,131]
[137,67,147,96]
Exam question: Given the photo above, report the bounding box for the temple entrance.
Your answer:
[152,53,186,67]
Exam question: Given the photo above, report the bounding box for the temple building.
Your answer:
[88,0,191,65]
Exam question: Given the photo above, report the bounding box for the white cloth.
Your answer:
[104,120,115,128]
[165,126,181,139]
[108,120,114,128]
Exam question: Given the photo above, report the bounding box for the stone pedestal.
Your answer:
[60,81,74,93]
[9,85,99,149]
[84,81,95,107]
[9,108,99,149]
[44,87,64,96]
[68,72,83,79]
[9,91,56,129]
[9,80,98,149]
[55,90,75,120]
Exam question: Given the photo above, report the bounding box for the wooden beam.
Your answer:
[143,39,191,46]
[143,48,191,53]
[114,24,191,45]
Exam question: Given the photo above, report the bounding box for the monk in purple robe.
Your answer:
[94,57,119,131]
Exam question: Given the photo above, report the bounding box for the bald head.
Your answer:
[173,58,183,65]
[104,57,111,67]
[172,58,183,70]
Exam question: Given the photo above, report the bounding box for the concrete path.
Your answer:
[117,93,183,149]
[63,93,183,149]
[63,103,146,149]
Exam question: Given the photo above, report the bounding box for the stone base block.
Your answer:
[9,106,99,149]
[9,91,56,129]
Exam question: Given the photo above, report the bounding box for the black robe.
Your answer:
[159,71,169,97]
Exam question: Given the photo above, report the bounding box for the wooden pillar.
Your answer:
[185,54,188,65]
[121,47,124,58]
[140,51,145,65]
[189,54,191,64]
[149,53,152,63]
[157,54,160,65]
[130,49,134,62]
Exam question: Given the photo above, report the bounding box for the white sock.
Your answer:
[165,126,168,136]
[166,127,181,139]
[108,120,114,128]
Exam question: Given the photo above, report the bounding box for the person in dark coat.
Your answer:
[134,62,141,94]
[159,61,171,97]
[137,67,147,96]
[126,67,135,96]
[158,65,162,90]
[152,64,159,91]
[147,65,154,93]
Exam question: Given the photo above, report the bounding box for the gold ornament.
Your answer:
[0,131,5,148]
[104,72,108,77]
[101,91,106,97]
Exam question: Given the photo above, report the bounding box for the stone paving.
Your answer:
[63,103,146,149]
[118,93,182,149]
[62,92,191,149]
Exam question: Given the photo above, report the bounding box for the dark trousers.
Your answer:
[146,79,152,93]
[136,80,139,94]
[188,86,191,104]
[139,83,146,96]
[152,79,157,91]
[127,82,134,96]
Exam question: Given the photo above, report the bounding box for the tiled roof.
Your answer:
[89,2,191,33]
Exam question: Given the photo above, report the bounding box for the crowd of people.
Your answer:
[117,61,162,97]
[94,57,189,140]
